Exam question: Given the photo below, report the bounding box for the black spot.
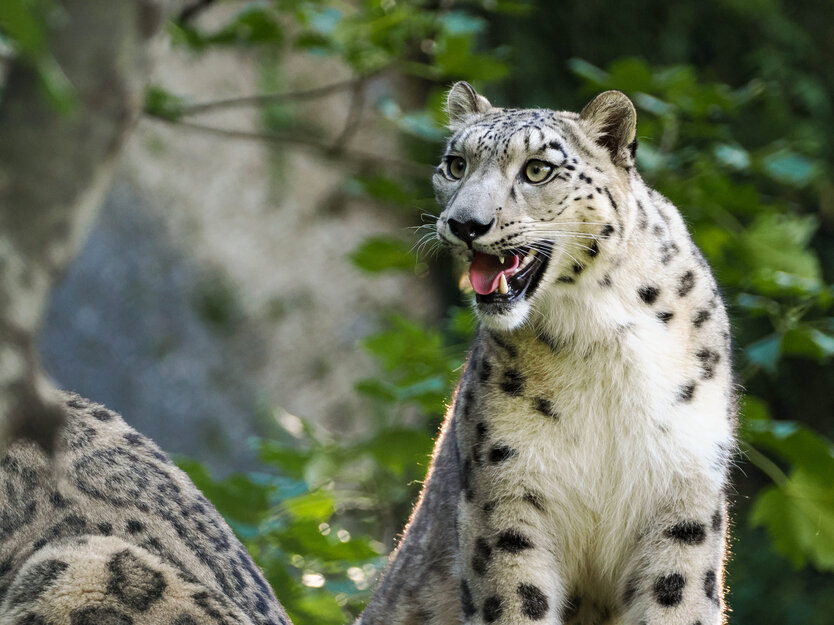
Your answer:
[461,580,476,617]
[126,519,145,534]
[696,348,721,380]
[106,550,166,611]
[572,263,584,274]
[638,285,660,305]
[97,522,113,535]
[677,381,697,403]
[490,333,518,358]
[483,596,503,623]
[523,491,545,511]
[473,422,488,464]
[462,458,474,501]
[32,539,47,551]
[500,369,525,396]
[483,500,497,514]
[50,491,69,509]
[704,570,719,604]
[518,583,549,620]
[91,409,114,422]
[660,241,680,264]
[561,595,581,622]
[604,188,619,212]
[472,538,492,575]
[656,311,674,324]
[479,358,492,382]
[171,616,199,625]
[17,614,49,625]
[600,224,615,238]
[693,309,711,328]
[665,521,707,545]
[599,274,612,287]
[8,559,69,606]
[124,432,144,446]
[711,508,723,532]
[587,241,599,257]
[557,275,575,284]
[623,576,639,605]
[654,573,686,607]
[489,445,516,463]
[70,606,133,625]
[496,529,533,553]
[678,270,695,297]
[533,397,559,420]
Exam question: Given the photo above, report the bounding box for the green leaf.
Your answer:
[362,427,433,477]
[741,213,821,282]
[743,420,834,485]
[745,334,782,374]
[291,590,347,624]
[782,327,834,362]
[176,459,272,525]
[0,0,47,56]
[349,236,416,273]
[352,175,414,206]
[751,475,834,571]
[713,143,751,170]
[258,441,313,480]
[761,149,820,186]
[281,491,336,522]
[143,86,186,122]
[567,58,609,88]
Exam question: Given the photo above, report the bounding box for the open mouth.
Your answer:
[469,243,551,304]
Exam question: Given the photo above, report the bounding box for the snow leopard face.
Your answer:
[434,82,637,331]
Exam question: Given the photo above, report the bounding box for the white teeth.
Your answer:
[499,256,505,264]
[529,249,538,257]
[498,273,509,294]
[517,249,538,271]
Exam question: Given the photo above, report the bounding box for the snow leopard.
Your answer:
[358,83,736,625]
[0,391,291,625]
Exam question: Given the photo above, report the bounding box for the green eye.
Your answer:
[446,156,467,179]
[523,160,553,183]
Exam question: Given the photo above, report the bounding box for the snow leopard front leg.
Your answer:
[618,482,728,625]
[457,478,565,625]
[455,382,566,624]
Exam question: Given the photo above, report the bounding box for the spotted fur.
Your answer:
[0,392,290,625]
[360,84,736,625]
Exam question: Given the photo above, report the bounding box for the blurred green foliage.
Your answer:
[6,0,833,622]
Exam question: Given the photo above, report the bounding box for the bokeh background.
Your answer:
[3,0,833,623]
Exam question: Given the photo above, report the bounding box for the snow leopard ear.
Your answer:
[580,91,638,165]
[446,82,492,131]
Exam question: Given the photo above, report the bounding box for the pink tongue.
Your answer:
[469,252,520,295]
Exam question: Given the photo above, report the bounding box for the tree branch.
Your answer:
[176,69,388,116]
[146,117,434,178]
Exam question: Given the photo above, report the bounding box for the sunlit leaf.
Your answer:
[282,491,336,522]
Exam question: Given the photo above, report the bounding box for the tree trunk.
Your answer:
[0,0,180,451]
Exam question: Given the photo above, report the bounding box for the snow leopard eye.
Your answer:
[445,156,467,180]
[523,160,553,184]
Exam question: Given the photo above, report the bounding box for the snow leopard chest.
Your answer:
[454,322,732,583]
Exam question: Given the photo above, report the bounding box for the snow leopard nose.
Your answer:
[448,218,495,245]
